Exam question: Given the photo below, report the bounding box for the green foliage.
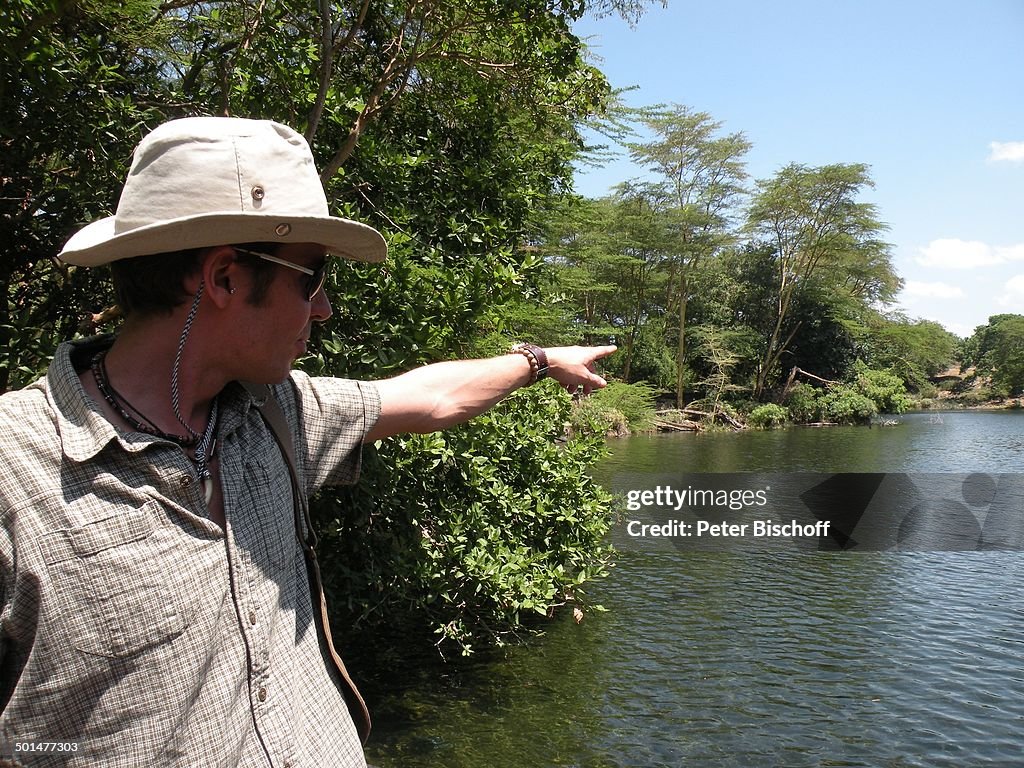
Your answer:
[780,283,865,381]
[784,381,821,423]
[745,162,899,398]
[607,320,676,389]
[571,380,658,434]
[865,316,958,389]
[783,364,909,425]
[850,361,911,414]
[747,403,788,429]
[312,382,614,655]
[1,0,168,390]
[687,323,756,406]
[957,385,999,406]
[963,314,1024,396]
[818,386,877,425]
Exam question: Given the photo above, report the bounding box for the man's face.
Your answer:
[231,242,333,383]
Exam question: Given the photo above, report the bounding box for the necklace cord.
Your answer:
[91,352,197,446]
[170,280,220,491]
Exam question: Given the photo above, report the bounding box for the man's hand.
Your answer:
[547,345,618,395]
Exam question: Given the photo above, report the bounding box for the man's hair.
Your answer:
[110,243,280,317]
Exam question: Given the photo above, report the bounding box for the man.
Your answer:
[0,117,615,767]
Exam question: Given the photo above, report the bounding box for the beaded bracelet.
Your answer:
[511,343,549,385]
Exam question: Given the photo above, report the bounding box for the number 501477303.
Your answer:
[14,742,81,752]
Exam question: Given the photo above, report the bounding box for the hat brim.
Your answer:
[58,212,387,266]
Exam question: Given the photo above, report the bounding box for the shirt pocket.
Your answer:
[40,500,200,659]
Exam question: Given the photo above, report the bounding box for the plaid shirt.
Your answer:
[0,337,380,767]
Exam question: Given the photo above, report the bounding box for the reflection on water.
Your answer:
[598,411,1024,475]
[364,412,1024,767]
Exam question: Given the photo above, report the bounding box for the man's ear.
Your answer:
[199,246,240,308]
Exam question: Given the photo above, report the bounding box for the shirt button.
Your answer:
[248,610,258,626]
[258,686,268,702]
[179,475,192,487]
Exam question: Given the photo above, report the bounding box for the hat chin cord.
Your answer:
[172,279,220,504]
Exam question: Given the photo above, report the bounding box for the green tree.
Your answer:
[864,315,958,389]
[0,0,169,390]
[531,195,622,343]
[628,105,750,407]
[687,324,752,412]
[568,185,673,382]
[850,360,911,413]
[745,162,899,399]
[964,314,1024,396]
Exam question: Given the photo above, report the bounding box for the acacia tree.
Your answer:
[865,315,958,388]
[745,162,899,399]
[628,105,750,407]
[591,183,674,381]
[531,196,621,341]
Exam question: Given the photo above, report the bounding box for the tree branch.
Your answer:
[319,1,423,181]
[305,0,335,142]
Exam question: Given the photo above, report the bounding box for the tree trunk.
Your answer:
[675,284,688,409]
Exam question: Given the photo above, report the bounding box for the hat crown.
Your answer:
[115,117,330,234]
[58,116,386,266]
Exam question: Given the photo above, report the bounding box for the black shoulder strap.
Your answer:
[240,381,372,744]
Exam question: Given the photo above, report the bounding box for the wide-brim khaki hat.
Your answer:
[59,117,387,266]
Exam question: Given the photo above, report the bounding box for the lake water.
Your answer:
[361,411,1024,767]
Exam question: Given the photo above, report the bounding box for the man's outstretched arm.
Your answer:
[366,345,617,442]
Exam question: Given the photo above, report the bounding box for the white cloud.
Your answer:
[916,239,1002,269]
[946,322,975,339]
[916,239,1024,269]
[988,141,1024,163]
[996,244,1024,262]
[997,274,1024,307]
[903,281,964,299]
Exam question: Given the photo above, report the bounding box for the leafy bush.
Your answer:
[572,380,658,434]
[571,400,629,436]
[852,362,911,413]
[958,386,998,406]
[819,385,878,425]
[784,381,821,423]
[314,381,614,656]
[748,403,788,429]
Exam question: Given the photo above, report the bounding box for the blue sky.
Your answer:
[571,0,1024,338]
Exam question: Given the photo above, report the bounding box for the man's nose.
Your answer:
[310,288,332,323]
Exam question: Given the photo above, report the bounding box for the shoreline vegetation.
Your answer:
[574,365,1024,438]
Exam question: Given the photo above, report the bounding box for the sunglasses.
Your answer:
[233,246,329,301]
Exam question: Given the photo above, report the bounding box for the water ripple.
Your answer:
[580,550,1024,767]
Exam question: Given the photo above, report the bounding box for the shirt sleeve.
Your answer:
[276,371,381,495]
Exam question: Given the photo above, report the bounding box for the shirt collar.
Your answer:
[46,336,125,462]
[46,337,260,463]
